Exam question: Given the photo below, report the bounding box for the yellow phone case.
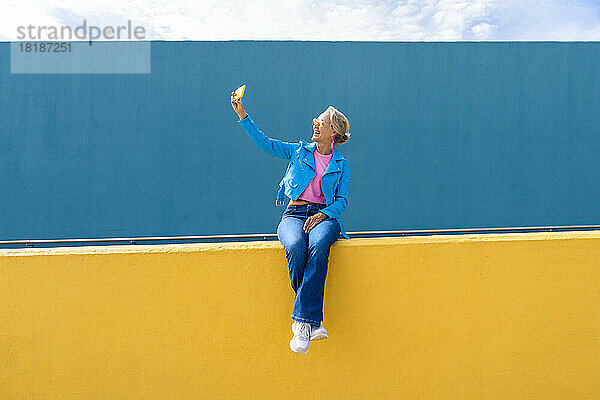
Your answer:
[234,84,246,100]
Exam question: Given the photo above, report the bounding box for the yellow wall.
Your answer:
[1,231,600,399]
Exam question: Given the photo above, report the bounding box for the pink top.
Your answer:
[297,150,333,204]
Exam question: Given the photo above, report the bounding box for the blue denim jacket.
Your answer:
[238,114,350,239]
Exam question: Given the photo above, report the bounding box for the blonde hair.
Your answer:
[325,106,350,146]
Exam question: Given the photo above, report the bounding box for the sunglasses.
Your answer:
[312,118,331,128]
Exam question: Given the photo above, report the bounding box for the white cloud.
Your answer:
[491,0,600,40]
[471,23,496,39]
[0,0,599,41]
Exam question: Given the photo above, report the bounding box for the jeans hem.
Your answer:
[291,314,321,327]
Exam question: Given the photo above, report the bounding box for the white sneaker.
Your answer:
[310,322,328,341]
[290,321,312,354]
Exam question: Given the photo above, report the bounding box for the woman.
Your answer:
[230,90,350,355]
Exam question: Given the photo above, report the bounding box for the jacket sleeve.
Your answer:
[238,114,297,160]
[320,158,349,219]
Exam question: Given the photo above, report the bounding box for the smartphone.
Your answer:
[233,84,246,100]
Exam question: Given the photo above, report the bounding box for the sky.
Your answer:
[2,0,600,41]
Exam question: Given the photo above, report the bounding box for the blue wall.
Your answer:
[0,41,599,243]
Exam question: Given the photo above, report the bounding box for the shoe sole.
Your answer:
[310,333,328,341]
[290,340,309,354]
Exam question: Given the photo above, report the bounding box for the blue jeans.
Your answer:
[276,202,341,328]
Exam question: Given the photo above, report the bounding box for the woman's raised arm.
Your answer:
[231,91,297,160]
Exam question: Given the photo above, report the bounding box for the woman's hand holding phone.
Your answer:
[230,85,248,120]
